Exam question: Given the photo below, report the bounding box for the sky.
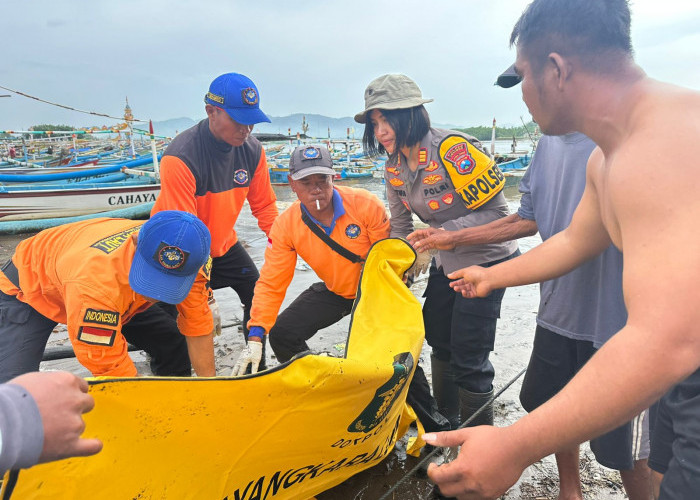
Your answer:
[2,0,699,131]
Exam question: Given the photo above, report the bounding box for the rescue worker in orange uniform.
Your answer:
[0,211,214,381]
[233,145,389,373]
[232,145,451,435]
[151,72,278,370]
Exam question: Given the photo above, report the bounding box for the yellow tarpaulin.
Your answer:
[3,238,425,499]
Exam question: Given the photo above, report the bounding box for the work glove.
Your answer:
[232,339,263,376]
[406,249,435,280]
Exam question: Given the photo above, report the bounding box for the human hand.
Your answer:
[424,426,527,499]
[447,266,492,298]
[10,371,102,464]
[407,227,456,252]
[405,250,434,281]
[231,338,263,376]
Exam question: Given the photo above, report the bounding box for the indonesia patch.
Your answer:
[425,161,439,172]
[428,200,440,210]
[241,87,259,106]
[345,224,361,239]
[234,169,249,185]
[83,308,119,327]
[423,174,443,185]
[418,148,428,165]
[442,193,454,205]
[77,326,117,346]
[389,178,404,187]
[402,200,411,211]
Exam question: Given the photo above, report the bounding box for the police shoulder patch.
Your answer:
[83,308,120,327]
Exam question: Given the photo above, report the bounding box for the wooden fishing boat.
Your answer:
[0,178,159,225]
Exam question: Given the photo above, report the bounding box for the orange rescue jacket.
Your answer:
[0,218,213,377]
[249,186,389,332]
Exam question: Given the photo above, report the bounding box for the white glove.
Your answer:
[406,250,434,278]
[231,340,263,376]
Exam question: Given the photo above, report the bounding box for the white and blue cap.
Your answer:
[129,211,211,304]
[288,145,335,180]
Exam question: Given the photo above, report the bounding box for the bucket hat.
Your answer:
[354,74,433,123]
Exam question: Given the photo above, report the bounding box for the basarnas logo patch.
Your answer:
[345,224,361,239]
[234,169,249,185]
[241,88,258,106]
[155,243,189,270]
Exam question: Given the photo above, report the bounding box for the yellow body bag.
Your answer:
[438,135,505,210]
[2,238,425,500]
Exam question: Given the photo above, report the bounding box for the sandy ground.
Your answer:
[3,180,629,499]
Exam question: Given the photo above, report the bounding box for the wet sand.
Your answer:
[8,179,627,499]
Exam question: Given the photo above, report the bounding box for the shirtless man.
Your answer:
[425,1,700,498]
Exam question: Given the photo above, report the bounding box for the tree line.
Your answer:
[456,121,538,142]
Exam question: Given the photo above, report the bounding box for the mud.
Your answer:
[5,178,627,499]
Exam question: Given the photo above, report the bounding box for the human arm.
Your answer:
[1,372,102,472]
[175,268,216,377]
[64,284,138,377]
[150,156,198,215]
[447,157,611,297]
[407,214,537,252]
[247,147,279,237]
[246,218,298,333]
[425,137,700,498]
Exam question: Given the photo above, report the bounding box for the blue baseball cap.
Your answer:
[129,211,211,304]
[204,72,271,126]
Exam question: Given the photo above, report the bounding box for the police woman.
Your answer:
[356,74,519,428]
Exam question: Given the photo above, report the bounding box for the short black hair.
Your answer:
[362,106,431,161]
[511,0,633,74]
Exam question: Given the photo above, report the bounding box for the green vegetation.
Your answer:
[456,121,538,142]
[27,124,75,138]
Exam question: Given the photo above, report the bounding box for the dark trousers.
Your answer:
[210,241,260,337]
[0,290,190,382]
[269,282,354,363]
[422,253,516,393]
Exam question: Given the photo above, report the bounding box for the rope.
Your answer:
[378,367,527,500]
[0,84,147,123]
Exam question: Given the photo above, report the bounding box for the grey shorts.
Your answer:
[520,325,649,470]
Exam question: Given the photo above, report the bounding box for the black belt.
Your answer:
[1,260,20,289]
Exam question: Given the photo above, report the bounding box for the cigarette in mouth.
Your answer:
[316,199,320,210]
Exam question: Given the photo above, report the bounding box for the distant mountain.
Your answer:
[150,114,463,140]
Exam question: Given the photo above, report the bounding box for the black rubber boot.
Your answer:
[430,354,460,429]
[459,387,494,427]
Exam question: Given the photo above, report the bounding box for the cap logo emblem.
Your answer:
[241,88,259,106]
[345,224,361,239]
[302,147,320,159]
[206,92,225,105]
[234,169,249,185]
[155,243,189,270]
